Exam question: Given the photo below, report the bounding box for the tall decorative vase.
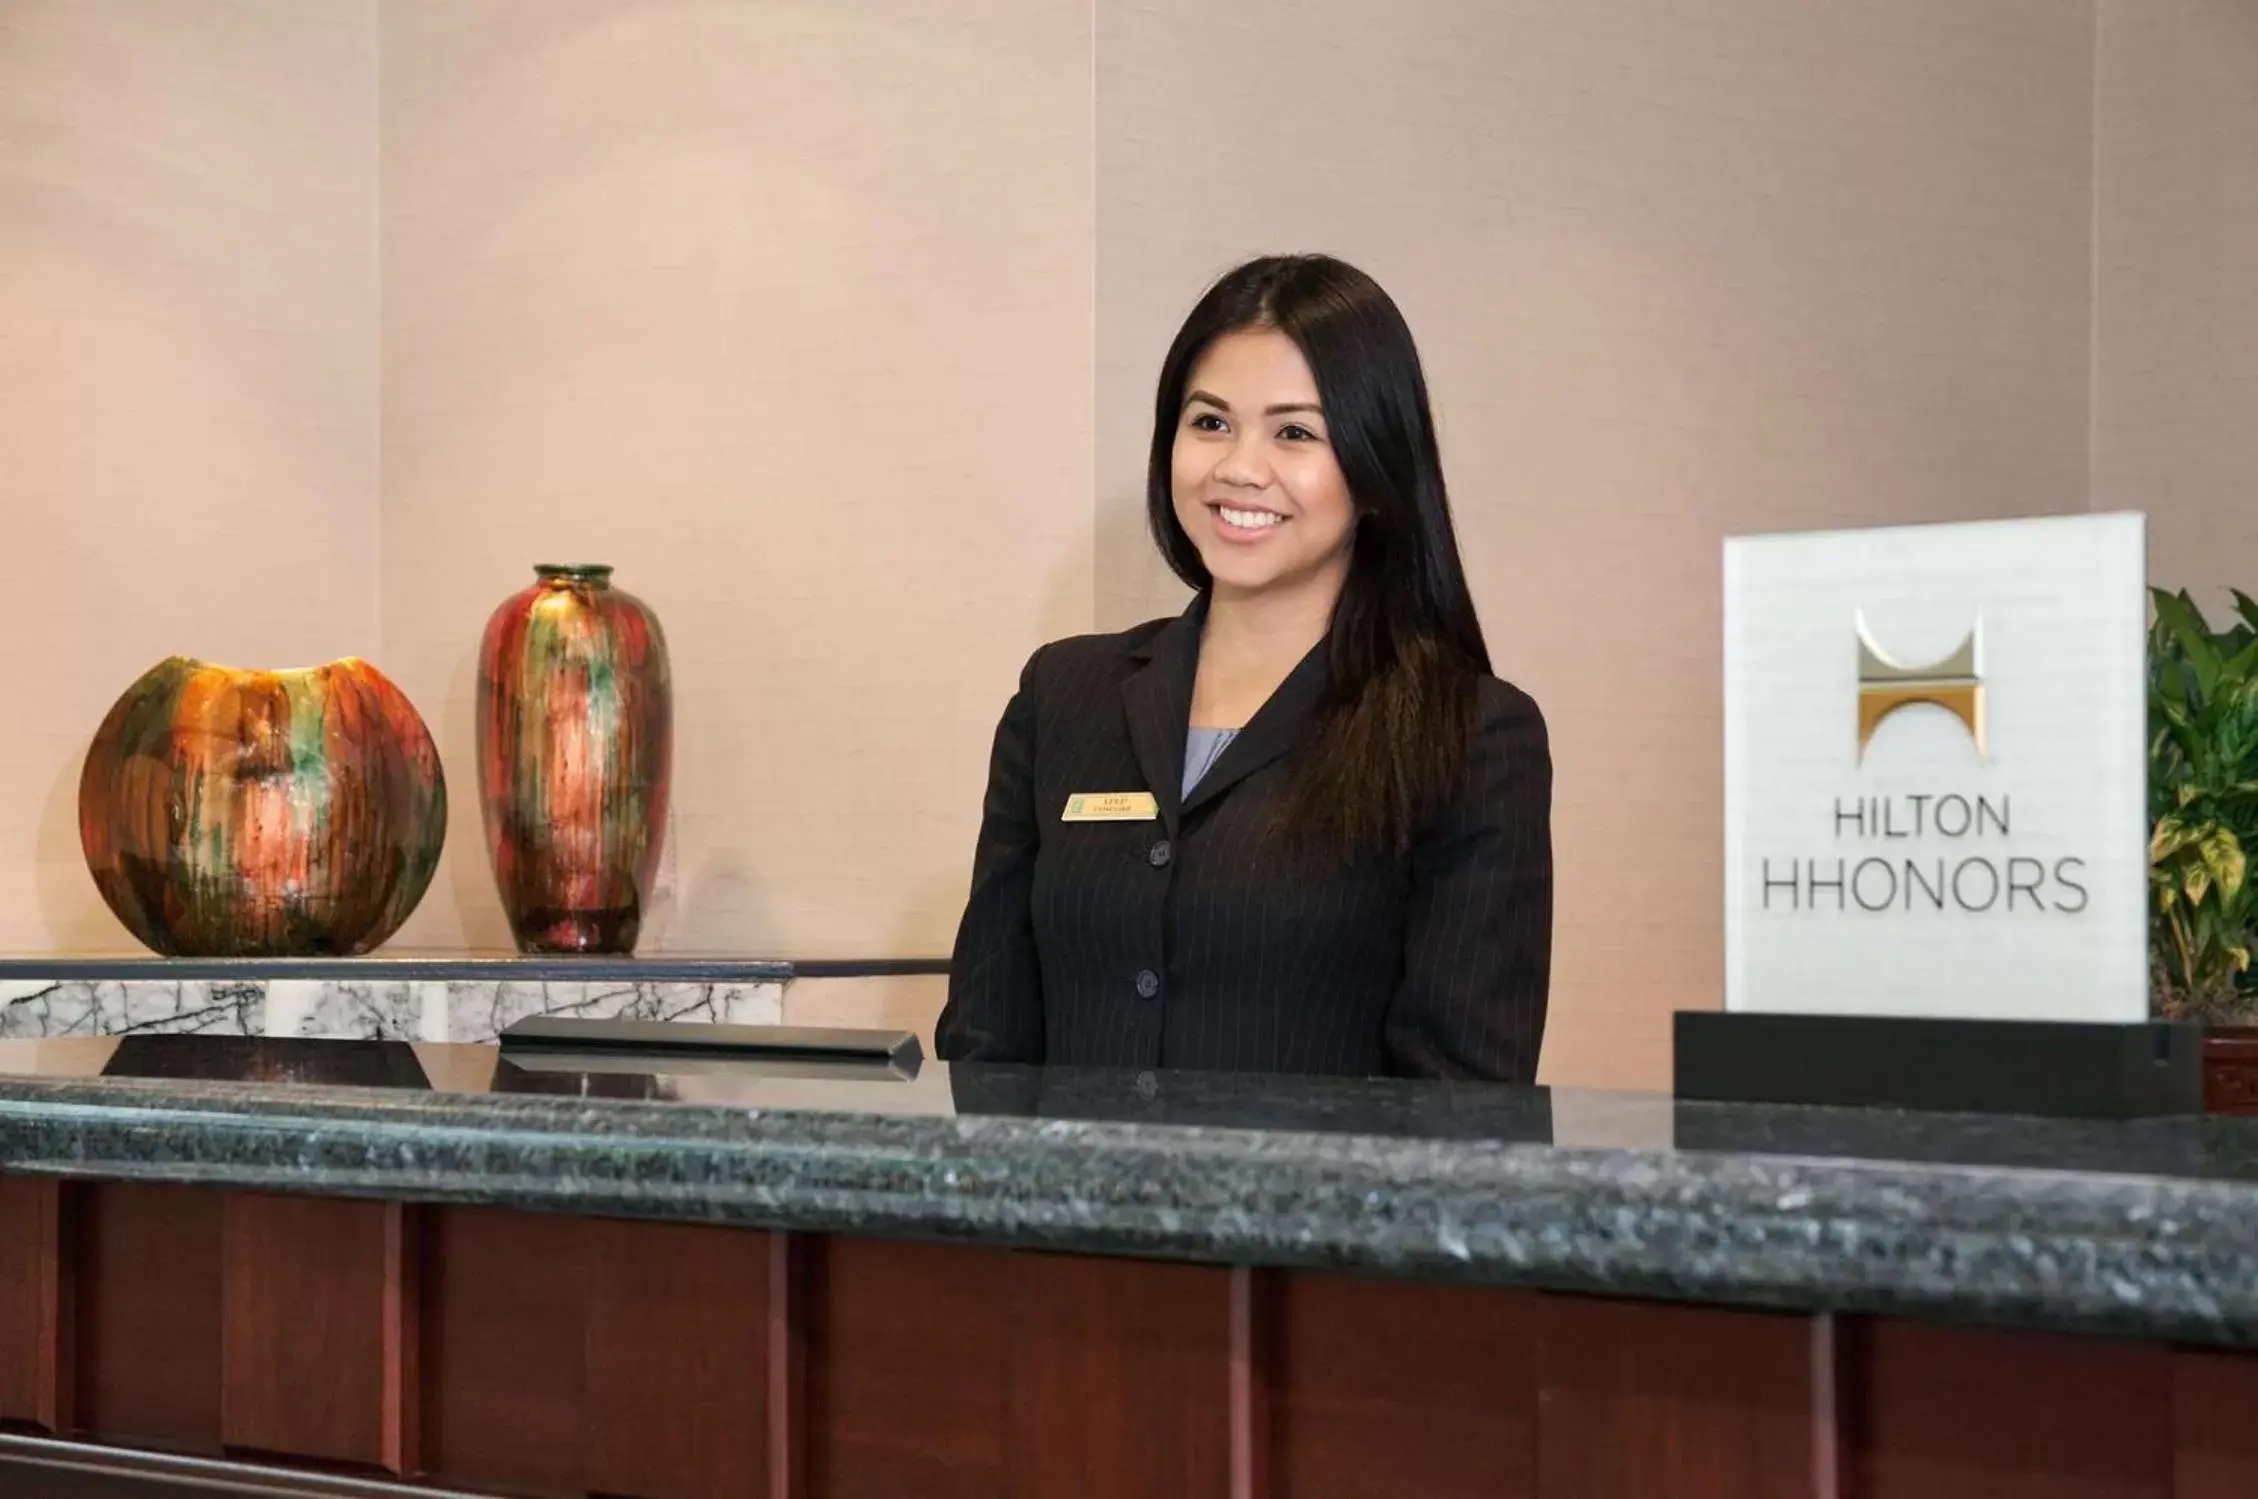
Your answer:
[476,564,673,954]
[78,657,446,956]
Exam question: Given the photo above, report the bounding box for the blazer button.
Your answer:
[1134,969,1161,1000]
[1147,839,1173,869]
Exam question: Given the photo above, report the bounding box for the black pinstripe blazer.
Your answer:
[936,599,1553,1080]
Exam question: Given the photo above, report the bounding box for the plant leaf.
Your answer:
[2157,655,2191,712]
[2153,818,2201,862]
[2157,700,2208,766]
[2155,590,2225,697]
[2226,634,2258,692]
[2234,589,2258,637]
[2206,828,2247,900]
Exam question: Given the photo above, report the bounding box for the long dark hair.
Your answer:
[1147,254,1492,864]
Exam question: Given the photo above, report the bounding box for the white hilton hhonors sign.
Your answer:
[1724,512,2149,1022]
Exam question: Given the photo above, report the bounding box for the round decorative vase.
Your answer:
[77,657,446,956]
[475,564,673,954]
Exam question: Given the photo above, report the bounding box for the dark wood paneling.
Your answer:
[1005,1252,1233,1499]
[421,1208,776,1498]
[1230,1267,1267,1499]
[806,1241,1235,1499]
[1536,1293,1821,1499]
[72,1184,222,1452]
[218,1194,408,1473]
[583,1218,771,1499]
[1267,1273,1538,1499]
[419,1206,588,1495]
[381,1202,417,1480]
[768,1233,807,1499]
[2174,1348,2258,1497]
[1840,1319,2170,1499]
[807,1236,1011,1499]
[0,1178,68,1432]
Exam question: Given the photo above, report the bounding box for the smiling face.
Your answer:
[1169,327,1358,607]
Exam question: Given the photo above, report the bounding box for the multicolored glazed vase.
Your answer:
[475,564,673,954]
[78,657,446,956]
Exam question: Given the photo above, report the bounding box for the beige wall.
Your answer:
[0,1,380,952]
[2095,0,2258,616]
[1098,0,2099,1088]
[377,0,1095,958]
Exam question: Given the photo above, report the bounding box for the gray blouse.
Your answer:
[1183,726,1241,798]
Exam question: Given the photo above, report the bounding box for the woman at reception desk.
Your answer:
[938,254,1553,1079]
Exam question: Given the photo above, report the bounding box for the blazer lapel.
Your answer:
[1180,633,1332,821]
[1121,599,1204,839]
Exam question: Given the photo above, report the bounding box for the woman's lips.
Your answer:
[1208,502,1286,544]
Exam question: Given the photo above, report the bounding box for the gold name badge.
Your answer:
[1062,792,1160,823]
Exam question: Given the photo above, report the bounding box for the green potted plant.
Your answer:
[2148,587,2258,1108]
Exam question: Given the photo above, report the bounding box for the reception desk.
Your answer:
[4,1036,2258,1497]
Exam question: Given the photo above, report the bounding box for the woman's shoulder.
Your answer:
[1469,669,1543,721]
[1407,674,1550,837]
[1015,615,1177,691]
[1468,672,1549,758]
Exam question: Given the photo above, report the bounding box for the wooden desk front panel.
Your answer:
[0,1177,65,1433]
[7,1175,2258,1499]
[421,1208,774,1496]
[75,1183,223,1452]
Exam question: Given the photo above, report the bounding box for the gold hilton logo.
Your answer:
[1855,613,1985,761]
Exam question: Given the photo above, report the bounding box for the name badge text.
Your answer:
[1062,792,1159,823]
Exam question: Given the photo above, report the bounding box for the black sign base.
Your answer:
[1673,1011,2203,1119]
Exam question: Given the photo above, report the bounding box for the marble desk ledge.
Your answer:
[3,1073,2258,1348]
[0,956,948,1042]
[0,977,792,1042]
